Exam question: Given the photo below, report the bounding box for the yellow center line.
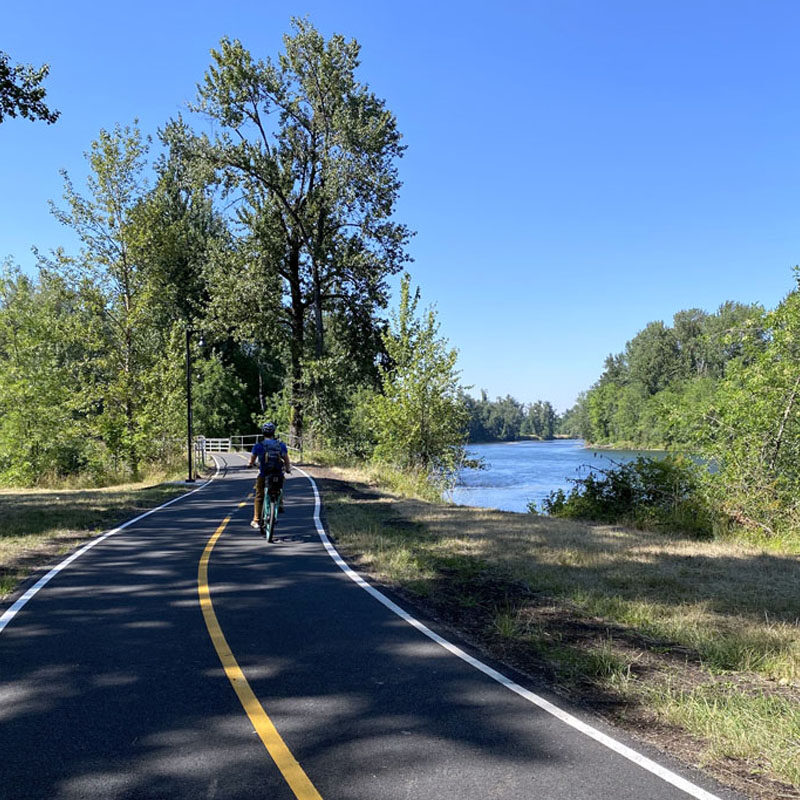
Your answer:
[198,501,323,800]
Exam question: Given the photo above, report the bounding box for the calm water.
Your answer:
[450,439,662,513]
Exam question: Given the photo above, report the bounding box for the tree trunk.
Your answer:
[313,262,324,359]
[123,307,139,479]
[312,199,326,359]
[768,373,800,473]
[287,242,305,444]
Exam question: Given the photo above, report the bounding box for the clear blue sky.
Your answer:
[3,0,799,411]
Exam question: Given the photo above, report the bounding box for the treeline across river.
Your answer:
[463,392,563,442]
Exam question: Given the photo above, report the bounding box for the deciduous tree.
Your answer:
[0,50,59,124]
[189,19,411,441]
[367,275,468,477]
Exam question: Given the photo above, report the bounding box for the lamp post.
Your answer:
[185,327,195,483]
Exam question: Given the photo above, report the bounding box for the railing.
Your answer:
[198,437,232,453]
[230,434,260,452]
[207,433,304,457]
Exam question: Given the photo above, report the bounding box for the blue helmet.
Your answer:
[261,422,276,437]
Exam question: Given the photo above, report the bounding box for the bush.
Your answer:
[533,455,713,538]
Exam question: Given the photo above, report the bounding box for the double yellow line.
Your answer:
[197,502,323,800]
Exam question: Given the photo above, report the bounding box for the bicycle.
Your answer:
[260,473,284,542]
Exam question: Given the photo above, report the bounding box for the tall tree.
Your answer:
[0,50,59,124]
[0,264,95,484]
[189,18,411,440]
[625,321,680,395]
[48,123,158,476]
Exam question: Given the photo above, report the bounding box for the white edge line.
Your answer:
[0,457,223,635]
[294,466,724,800]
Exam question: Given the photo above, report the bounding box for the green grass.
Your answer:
[646,681,800,789]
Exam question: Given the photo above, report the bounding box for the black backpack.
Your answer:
[260,438,284,473]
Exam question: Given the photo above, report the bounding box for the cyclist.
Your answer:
[248,422,291,529]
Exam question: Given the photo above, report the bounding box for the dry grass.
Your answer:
[315,463,800,798]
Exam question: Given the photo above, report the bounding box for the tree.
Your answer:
[525,400,557,438]
[0,50,59,124]
[672,308,708,378]
[699,282,800,534]
[487,395,525,440]
[367,275,468,478]
[558,393,591,439]
[0,264,97,484]
[625,321,680,395]
[131,119,227,328]
[189,19,411,441]
[47,122,168,477]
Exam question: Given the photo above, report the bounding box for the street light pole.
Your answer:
[185,326,195,483]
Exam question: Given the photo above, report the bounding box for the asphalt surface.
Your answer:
[0,455,743,800]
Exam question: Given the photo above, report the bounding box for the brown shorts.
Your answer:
[255,472,284,501]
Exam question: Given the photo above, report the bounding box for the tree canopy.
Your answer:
[0,20,462,489]
[0,50,59,124]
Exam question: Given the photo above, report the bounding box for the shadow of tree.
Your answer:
[0,484,191,598]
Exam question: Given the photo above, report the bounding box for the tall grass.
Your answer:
[646,681,800,789]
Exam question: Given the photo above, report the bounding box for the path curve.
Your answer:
[0,455,741,800]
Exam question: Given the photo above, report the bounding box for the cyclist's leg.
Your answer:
[253,474,265,528]
[267,500,277,542]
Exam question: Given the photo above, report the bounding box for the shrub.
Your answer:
[533,455,713,538]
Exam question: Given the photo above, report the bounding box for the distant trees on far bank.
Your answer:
[464,391,562,442]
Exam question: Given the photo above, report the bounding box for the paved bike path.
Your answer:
[0,456,740,800]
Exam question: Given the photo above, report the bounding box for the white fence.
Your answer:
[198,437,232,453]
[197,433,303,456]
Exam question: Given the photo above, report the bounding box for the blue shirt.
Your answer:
[252,438,288,477]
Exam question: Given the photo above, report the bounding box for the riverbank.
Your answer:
[467,434,579,444]
[311,462,800,800]
[583,440,668,452]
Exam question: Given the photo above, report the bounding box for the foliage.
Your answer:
[697,280,800,538]
[572,300,766,448]
[535,455,713,538]
[523,399,558,438]
[0,265,98,484]
[45,122,170,477]
[0,50,59,124]
[1,124,247,485]
[0,20,424,488]
[366,274,468,482]
[187,18,411,440]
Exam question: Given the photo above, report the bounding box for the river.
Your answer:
[450,439,663,513]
